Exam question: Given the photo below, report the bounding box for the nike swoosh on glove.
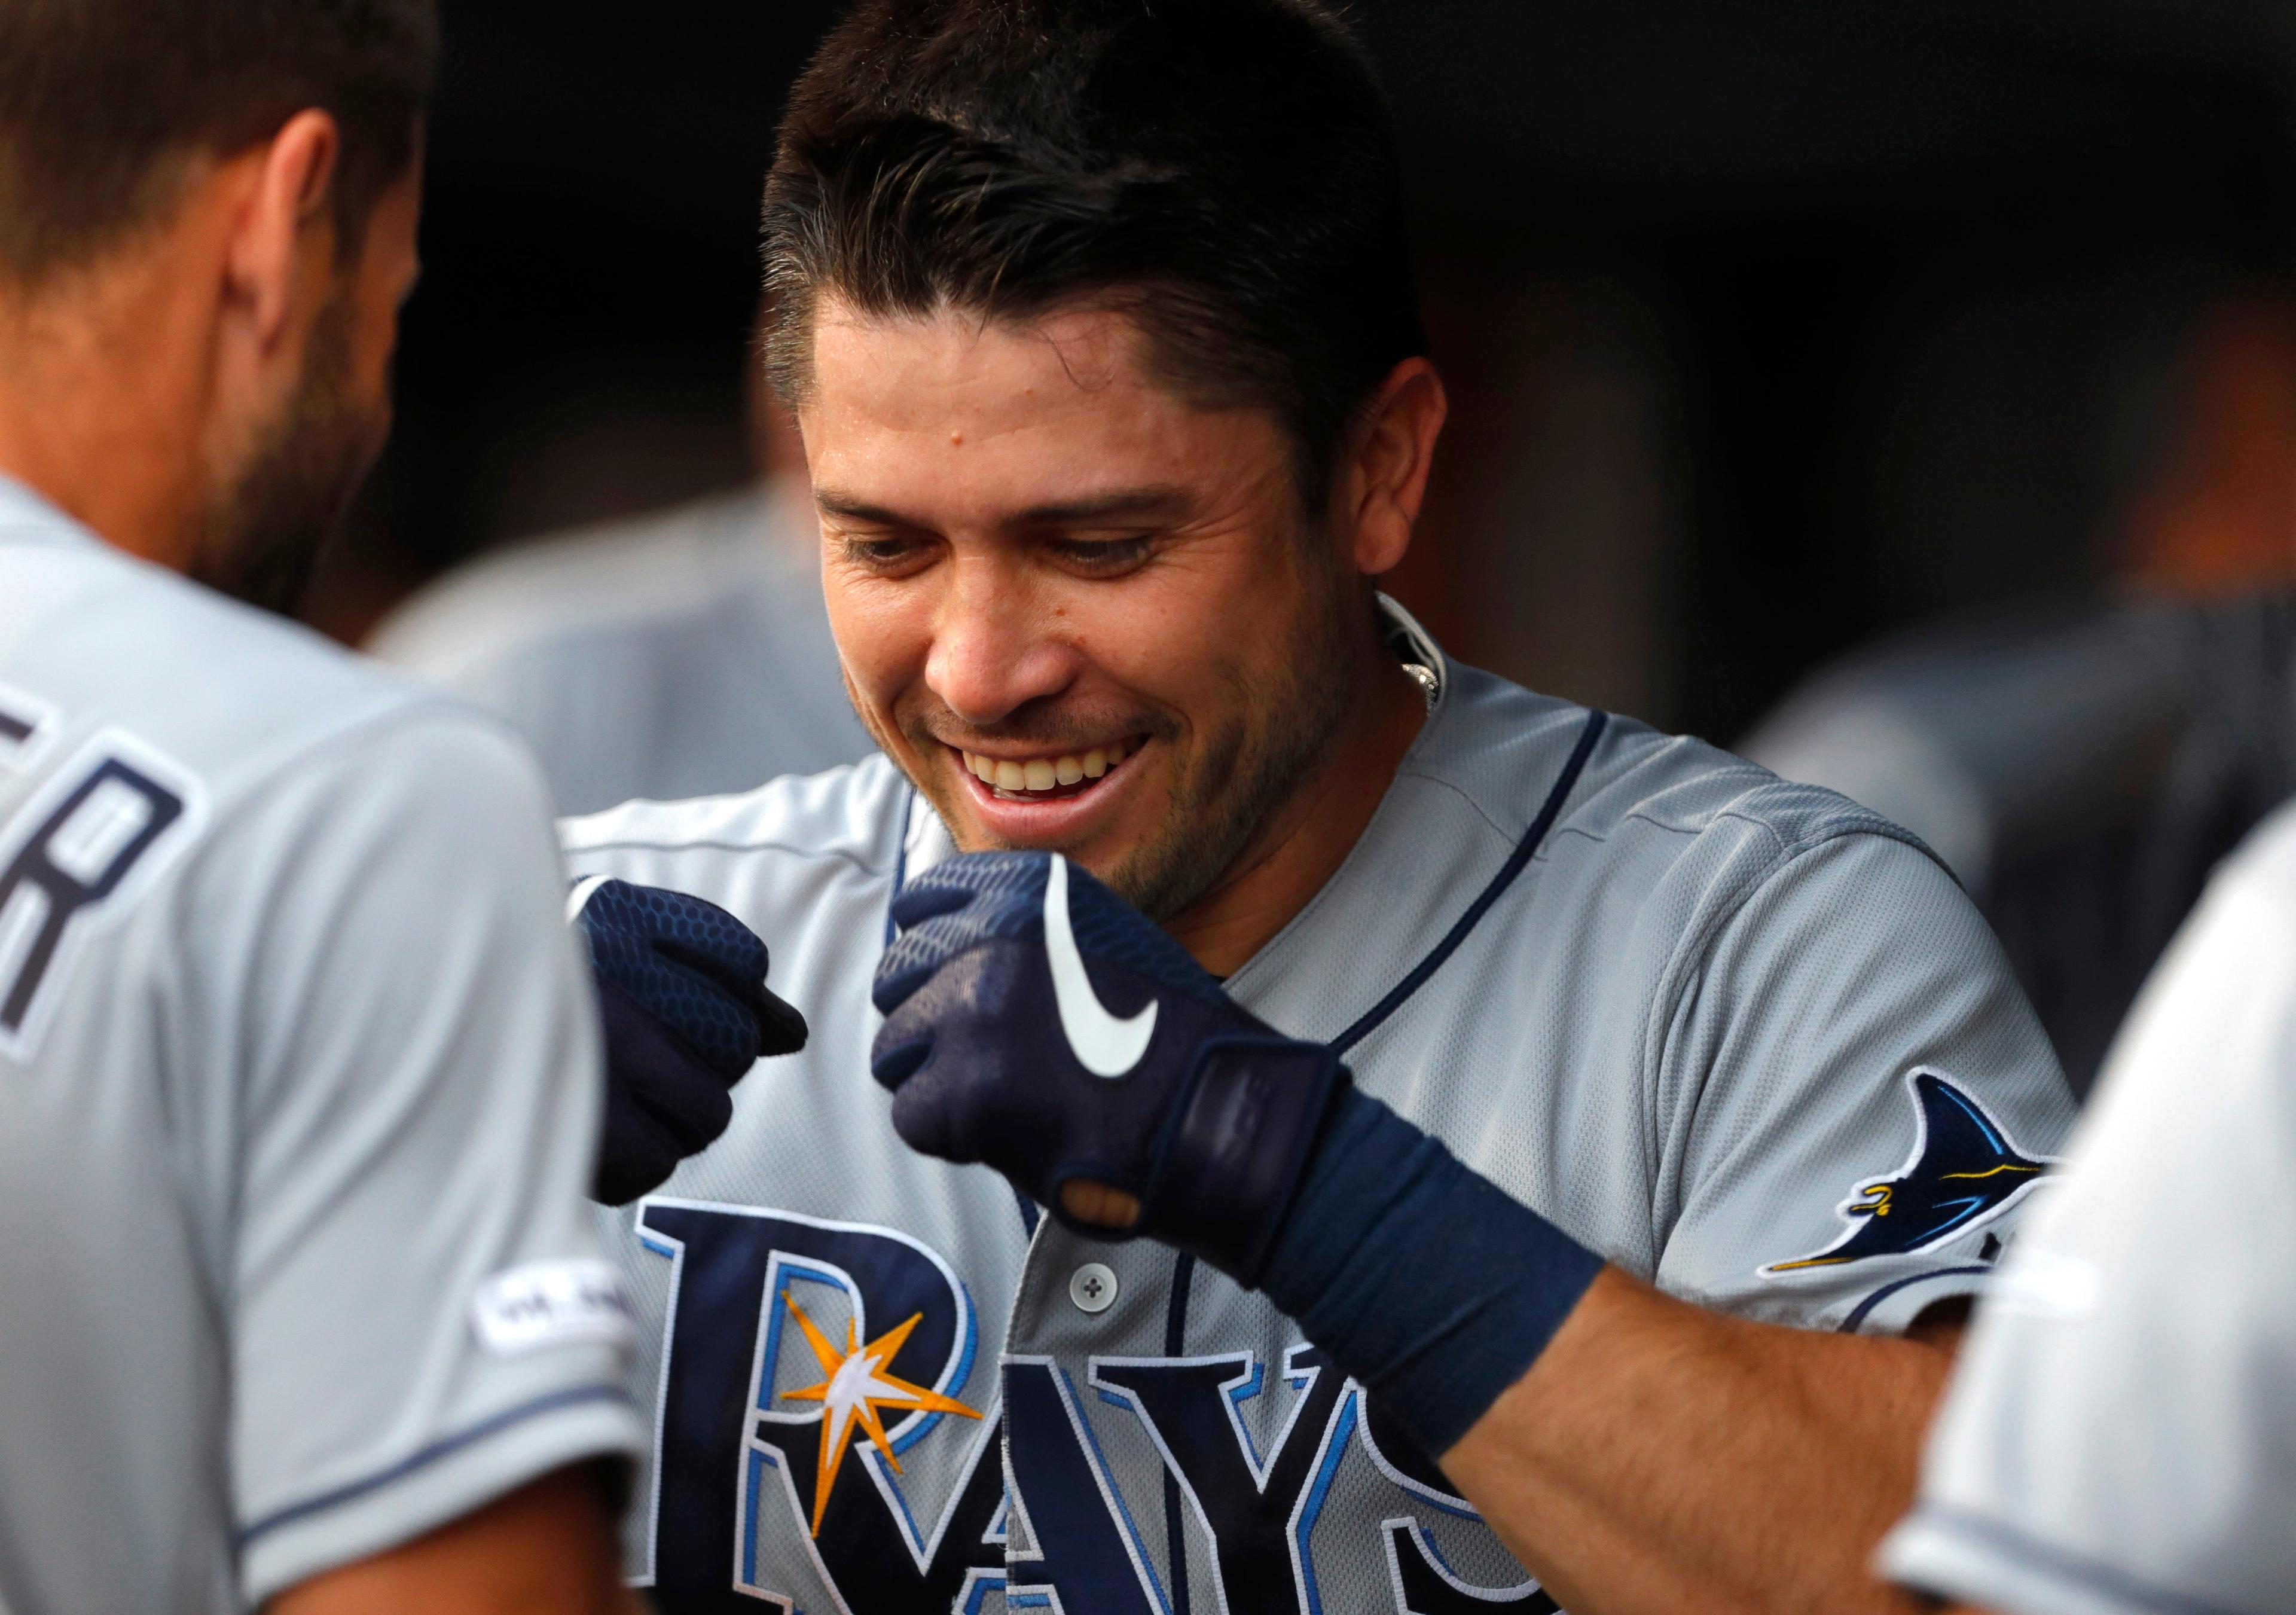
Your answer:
[575,878,808,1205]
[869,850,1347,1285]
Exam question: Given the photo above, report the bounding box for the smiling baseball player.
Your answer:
[558,2,2077,1611]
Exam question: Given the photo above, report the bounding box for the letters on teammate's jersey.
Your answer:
[0,681,59,773]
[634,1199,1552,1614]
[0,715,204,1061]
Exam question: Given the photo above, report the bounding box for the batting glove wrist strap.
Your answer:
[1146,1036,1351,1284]
[1259,1086,1605,1459]
[870,852,1346,1269]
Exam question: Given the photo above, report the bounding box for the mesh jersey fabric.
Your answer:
[560,599,2074,1614]
[0,479,644,1613]
[1884,800,2296,1615]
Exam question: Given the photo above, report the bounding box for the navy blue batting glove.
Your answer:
[575,878,808,1206]
[869,851,1348,1285]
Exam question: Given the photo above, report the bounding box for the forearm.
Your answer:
[1235,1086,1953,1610]
[1440,1267,1954,1615]
[268,1464,640,1615]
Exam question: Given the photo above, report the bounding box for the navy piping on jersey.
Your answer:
[875,710,1608,1060]
[1838,1265,1991,1334]
[1162,1253,1198,1615]
[238,1384,636,1547]
[1148,707,1604,1598]
[1901,1506,2257,1615]
[1329,707,1608,1057]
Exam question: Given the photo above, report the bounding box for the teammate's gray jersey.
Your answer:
[0,480,645,1613]
[1883,802,2296,1615]
[560,601,2074,1615]
[368,483,871,815]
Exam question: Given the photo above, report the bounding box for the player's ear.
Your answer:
[1335,356,1447,578]
[220,109,343,352]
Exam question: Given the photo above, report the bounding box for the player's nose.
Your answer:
[925,558,1078,725]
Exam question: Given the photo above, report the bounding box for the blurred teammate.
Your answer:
[1749,594,2296,1098]
[560,3,2074,1610]
[1747,304,2296,1096]
[368,381,869,815]
[1882,798,2296,1614]
[0,3,664,1608]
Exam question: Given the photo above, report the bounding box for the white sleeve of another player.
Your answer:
[1882,817,2296,1615]
[1650,829,2077,1334]
[195,710,645,1604]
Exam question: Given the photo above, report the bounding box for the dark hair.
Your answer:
[761,0,1426,505]
[0,0,437,281]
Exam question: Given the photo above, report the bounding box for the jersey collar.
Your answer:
[1376,591,1448,712]
[0,474,97,551]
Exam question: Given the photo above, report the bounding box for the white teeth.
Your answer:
[961,741,1136,795]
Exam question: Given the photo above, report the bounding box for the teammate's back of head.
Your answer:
[762,0,1425,505]
[0,0,433,282]
[0,0,435,611]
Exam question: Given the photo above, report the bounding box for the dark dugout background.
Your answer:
[313,0,2296,749]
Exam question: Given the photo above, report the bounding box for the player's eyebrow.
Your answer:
[1007,486,1196,527]
[813,488,916,527]
[813,484,1197,531]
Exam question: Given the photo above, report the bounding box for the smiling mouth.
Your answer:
[955,738,1138,802]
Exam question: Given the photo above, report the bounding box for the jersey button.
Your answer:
[1069,1262,1119,1315]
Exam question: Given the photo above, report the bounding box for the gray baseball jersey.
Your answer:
[368,483,872,816]
[560,599,2075,1615]
[1883,801,2296,1615]
[0,478,646,1613]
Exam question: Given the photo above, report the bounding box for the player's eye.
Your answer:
[839,533,938,574]
[1047,535,1155,576]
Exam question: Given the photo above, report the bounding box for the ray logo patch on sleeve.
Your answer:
[1762,1070,2057,1277]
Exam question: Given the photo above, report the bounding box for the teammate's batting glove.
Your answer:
[870,850,1346,1283]
[871,850,1607,1459]
[574,878,808,1206]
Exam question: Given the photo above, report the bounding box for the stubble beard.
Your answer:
[189,285,387,617]
[1104,564,1357,922]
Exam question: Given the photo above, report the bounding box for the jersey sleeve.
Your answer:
[1650,827,2076,1334]
[187,710,646,1603]
[1882,829,2296,1615]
